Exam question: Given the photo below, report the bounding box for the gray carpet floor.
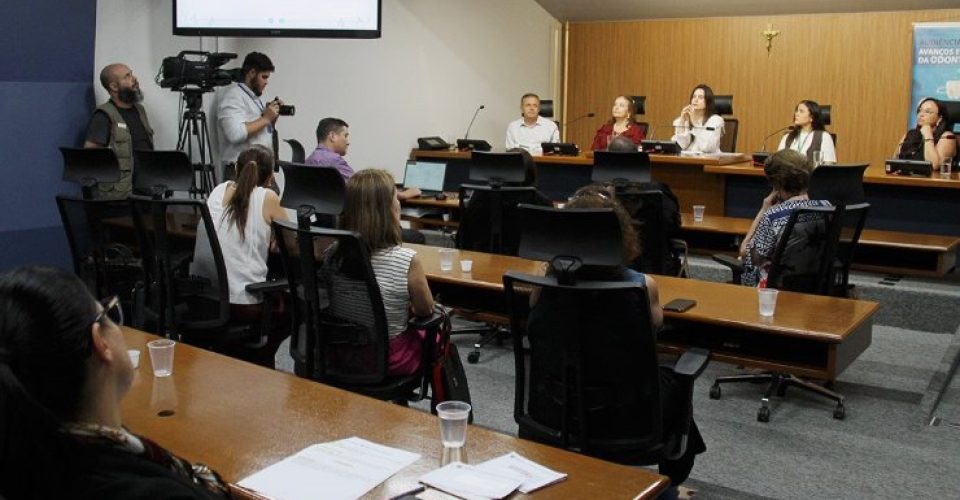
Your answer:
[275,250,960,499]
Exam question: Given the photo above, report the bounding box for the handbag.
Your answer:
[430,307,474,422]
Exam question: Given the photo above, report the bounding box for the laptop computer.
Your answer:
[402,160,447,195]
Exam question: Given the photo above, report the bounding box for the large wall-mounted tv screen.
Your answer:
[173,0,381,39]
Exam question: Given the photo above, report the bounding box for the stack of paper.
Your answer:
[238,437,421,500]
[419,452,567,499]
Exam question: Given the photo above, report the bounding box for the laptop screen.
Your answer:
[403,160,446,192]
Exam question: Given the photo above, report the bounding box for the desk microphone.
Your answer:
[758,125,796,152]
[463,105,485,140]
[562,112,596,128]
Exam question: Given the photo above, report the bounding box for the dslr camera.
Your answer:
[272,97,296,116]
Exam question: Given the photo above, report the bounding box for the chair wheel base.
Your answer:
[833,404,846,420]
[467,351,480,364]
[709,384,721,399]
[757,406,770,422]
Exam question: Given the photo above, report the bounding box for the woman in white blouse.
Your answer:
[777,100,836,164]
[671,84,724,153]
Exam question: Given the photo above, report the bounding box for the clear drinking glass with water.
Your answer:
[942,157,953,178]
[812,150,823,168]
[437,401,471,448]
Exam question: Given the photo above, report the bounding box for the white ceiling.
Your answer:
[534,0,960,22]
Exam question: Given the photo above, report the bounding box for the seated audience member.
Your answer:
[192,145,291,367]
[777,100,836,163]
[0,266,230,499]
[307,118,421,200]
[739,150,831,286]
[337,169,434,375]
[671,84,724,154]
[505,93,560,155]
[590,95,646,151]
[896,97,956,168]
[529,187,705,490]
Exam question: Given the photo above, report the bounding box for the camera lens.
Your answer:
[279,105,295,116]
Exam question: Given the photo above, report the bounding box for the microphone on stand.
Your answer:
[463,104,485,140]
[752,125,796,165]
[561,112,596,128]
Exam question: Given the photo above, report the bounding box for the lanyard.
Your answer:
[795,131,810,152]
[237,83,272,134]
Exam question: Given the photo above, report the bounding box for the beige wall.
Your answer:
[564,9,960,166]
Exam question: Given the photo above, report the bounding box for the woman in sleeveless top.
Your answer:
[671,84,724,154]
[777,100,836,164]
[342,169,435,376]
[590,95,646,151]
[0,266,229,499]
[896,97,956,168]
[197,145,291,367]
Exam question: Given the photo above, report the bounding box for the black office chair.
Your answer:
[714,95,737,152]
[630,95,649,137]
[809,163,868,206]
[591,151,652,184]
[829,203,869,298]
[284,138,306,164]
[504,204,710,485]
[132,150,196,198]
[56,195,143,303]
[615,188,685,276]
[60,147,121,200]
[273,220,442,402]
[710,205,848,421]
[128,196,286,364]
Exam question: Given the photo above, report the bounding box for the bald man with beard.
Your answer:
[84,63,154,198]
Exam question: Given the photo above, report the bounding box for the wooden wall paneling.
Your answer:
[565,9,960,168]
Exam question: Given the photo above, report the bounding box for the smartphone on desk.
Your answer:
[663,298,697,313]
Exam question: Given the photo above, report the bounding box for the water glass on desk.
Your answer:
[812,151,823,168]
[439,248,457,272]
[147,339,176,377]
[942,157,953,178]
[437,401,471,448]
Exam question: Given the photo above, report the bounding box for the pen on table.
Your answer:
[388,485,426,500]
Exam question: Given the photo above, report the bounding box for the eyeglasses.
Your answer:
[93,296,124,327]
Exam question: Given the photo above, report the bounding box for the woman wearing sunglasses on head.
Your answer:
[0,266,230,499]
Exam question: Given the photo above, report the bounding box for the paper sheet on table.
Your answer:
[238,437,421,500]
[419,462,523,500]
[474,452,567,493]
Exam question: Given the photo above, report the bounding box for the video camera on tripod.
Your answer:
[158,50,237,92]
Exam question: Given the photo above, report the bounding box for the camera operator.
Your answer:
[217,52,284,169]
[83,63,154,198]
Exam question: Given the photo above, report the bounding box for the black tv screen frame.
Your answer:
[172,0,382,39]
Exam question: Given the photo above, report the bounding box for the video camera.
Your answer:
[158,50,238,92]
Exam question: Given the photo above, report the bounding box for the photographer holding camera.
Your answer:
[217,52,288,170]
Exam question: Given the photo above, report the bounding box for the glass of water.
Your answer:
[812,150,823,168]
[942,157,953,177]
[436,401,471,448]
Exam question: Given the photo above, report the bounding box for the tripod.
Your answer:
[176,89,216,197]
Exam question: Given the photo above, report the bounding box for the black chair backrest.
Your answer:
[468,151,527,185]
[614,188,680,275]
[60,147,120,192]
[636,122,650,138]
[504,271,664,460]
[133,150,195,196]
[831,202,870,297]
[284,139,306,164]
[279,163,346,216]
[766,205,841,295]
[714,95,734,116]
[720,118,738,153]
[540,99,554,118]
[518,204,623,267]
[631,95,646,115]
[591,151,652,184]
[940,100,960,129]
[56,195,142,299]
[456,185,547,256]
[129,196,229,336]
[821,105,832,126]
[808,164,868,206]
[273,219,390,385]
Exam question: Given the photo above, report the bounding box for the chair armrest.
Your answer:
[408,312,444,331]
[669,238,688,252]
[245,279,289,296]
[672,347,710,379]
[712,253,743,272]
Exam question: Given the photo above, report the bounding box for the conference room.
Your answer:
[4,0,960,499]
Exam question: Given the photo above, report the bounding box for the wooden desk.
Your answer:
[410,149,751,214]
[121,328,668,499]
[407,244,878,382]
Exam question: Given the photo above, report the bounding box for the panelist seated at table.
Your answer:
[895,97,956,168]
[529,187,706,489]
[0,266,230,499]
[191,145,292,368]
[738,150,831,286]
[671,84,724,154]
[334,169,435,375]
[777,100,836,164]
[505,93,559,156]
[590,95,646,151]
